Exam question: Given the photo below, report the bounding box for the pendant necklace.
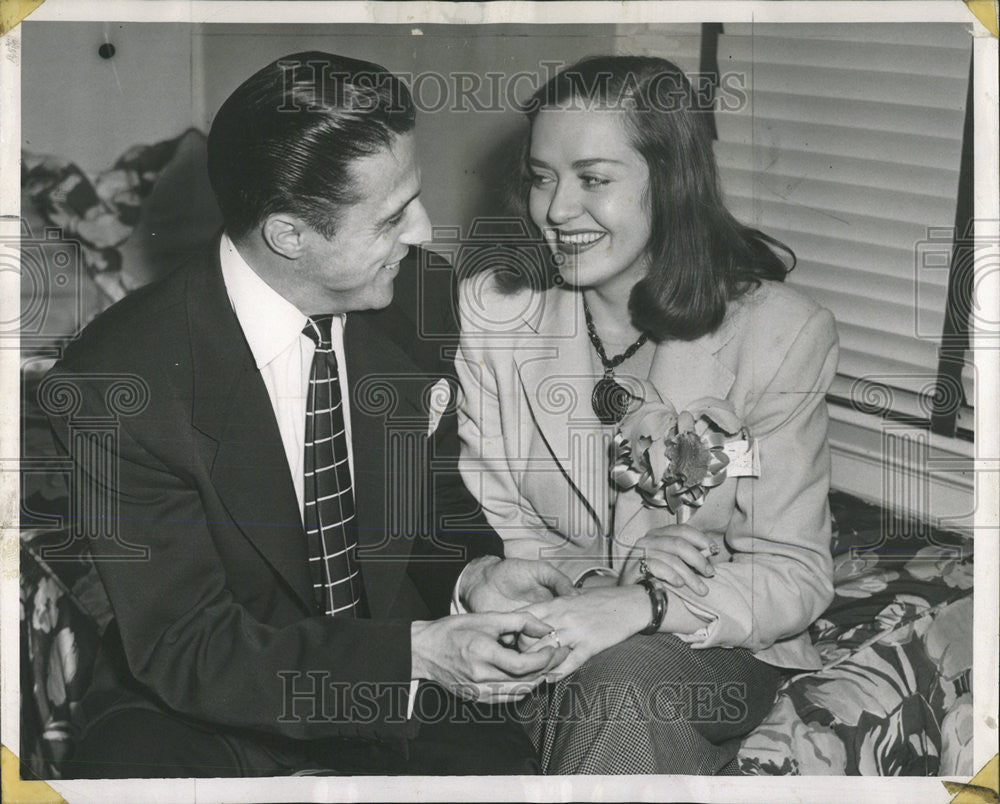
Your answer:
[582,295,648,425]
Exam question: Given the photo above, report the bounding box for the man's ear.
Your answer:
[262,214,307,259]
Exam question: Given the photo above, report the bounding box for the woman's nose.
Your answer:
[546,182,582,225]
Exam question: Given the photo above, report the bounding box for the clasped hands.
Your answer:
[412,525,719,703]
[514,524,720,679]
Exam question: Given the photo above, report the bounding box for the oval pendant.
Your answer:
[591,377,633,425]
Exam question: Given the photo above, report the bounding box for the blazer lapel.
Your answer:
[646,330,737,412]
[614,315,739,541]
[344,312,427,619]
[512,287,609,535]
[187,245,314,613]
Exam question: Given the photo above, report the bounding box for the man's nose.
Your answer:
[402,199,433,245]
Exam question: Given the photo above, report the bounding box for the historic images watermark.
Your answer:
[276,672,751,727]
[33,371,151,561]
[277,59,749,116]
[914,220,999,346]
[2,220,85,346]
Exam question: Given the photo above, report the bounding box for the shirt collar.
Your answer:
[219,232,313,369]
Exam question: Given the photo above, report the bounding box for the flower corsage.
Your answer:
[610,391,757,523]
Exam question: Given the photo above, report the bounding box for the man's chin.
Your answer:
[372,290,394,309]
[363,283,395,311]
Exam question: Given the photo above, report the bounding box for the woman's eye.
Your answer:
[530,174,554,188]
[582,175,611,188]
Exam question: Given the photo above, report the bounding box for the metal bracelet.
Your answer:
[573,566,618,589]
[636,577,668,635]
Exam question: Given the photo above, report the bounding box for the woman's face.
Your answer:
[528,107,652,297]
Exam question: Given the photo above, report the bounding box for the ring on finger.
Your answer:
[548,629,562,649]
[639,558,653,580]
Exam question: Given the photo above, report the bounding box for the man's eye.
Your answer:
[385,214,404,228]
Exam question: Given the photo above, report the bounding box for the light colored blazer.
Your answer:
[456,273,839,670]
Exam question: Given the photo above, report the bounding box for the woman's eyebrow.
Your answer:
[572,158,625,169]
[527,156,625,169]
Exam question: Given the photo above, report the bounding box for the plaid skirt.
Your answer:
[512,633,784,775]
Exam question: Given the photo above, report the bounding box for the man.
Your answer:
[44,51,573,778]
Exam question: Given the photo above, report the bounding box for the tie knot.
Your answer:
[304,315,336,349]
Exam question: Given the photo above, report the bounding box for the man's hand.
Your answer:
[460,556,578,614]
[410,612,570,703]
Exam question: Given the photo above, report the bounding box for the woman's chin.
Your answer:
[554,260,614,291]
[554,266,584,289]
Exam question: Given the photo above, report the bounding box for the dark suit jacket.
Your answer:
[45,239,501,750]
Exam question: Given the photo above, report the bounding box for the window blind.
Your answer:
[713,23,972,417]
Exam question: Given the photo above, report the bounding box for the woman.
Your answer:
[455,55,839,775]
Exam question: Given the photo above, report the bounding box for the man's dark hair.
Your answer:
[207,51,415,239]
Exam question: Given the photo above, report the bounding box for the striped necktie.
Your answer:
[302,315,365,617]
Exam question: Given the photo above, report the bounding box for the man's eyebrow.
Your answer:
[528,157,625,170]
[379,189,421,225]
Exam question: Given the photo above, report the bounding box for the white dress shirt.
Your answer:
[219,233,422,714]
[219,233,353,520]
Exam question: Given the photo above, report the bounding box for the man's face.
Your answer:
[296,132,431,314]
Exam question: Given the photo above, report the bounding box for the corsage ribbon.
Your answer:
[610,392,751,519]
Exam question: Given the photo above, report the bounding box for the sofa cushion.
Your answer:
[738,521,973,777]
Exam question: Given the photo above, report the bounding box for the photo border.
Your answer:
[1,2,996,801]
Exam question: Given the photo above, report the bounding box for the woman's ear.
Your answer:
[262,214,306,259]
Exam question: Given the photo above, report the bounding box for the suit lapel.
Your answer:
[187,245,314,613]
[344,312,426,619]
[513,287,609,534]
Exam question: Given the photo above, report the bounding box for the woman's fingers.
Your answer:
[637,538,715,578]
[641,556,687,588]
[641,525,715,552]
[483,611,555,640]
[522,628,559,653]
[541,648,588,682]
[644,556,710,596]
[663,540,716,577]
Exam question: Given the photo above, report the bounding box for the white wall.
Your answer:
[21,21,708,241]
[191,23,623,236]
[21,22,197,175]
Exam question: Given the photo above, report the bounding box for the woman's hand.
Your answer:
[517,585,650,680]
[618,525,720,595]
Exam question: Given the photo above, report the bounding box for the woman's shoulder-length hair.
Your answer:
[492,54,794,343]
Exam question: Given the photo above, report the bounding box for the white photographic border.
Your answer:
[1,2,996,801]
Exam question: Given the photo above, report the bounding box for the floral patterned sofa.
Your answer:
[17,135,974,780]
[736,493,973,777]
[19,488,974,780]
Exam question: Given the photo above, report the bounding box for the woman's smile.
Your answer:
[547,229,608,256]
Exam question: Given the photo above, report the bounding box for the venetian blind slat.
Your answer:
[714,23,971,406]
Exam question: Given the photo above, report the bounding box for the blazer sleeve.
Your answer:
[45,366,415,745]
[668,306,839,652]
[455,291,570,565]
